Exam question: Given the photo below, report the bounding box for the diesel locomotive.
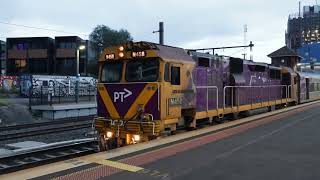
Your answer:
[94,41,320,150]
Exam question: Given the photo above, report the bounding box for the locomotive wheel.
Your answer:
[214,117,224,124]
[232,112,239,120]
[107,138,118,150]
[148,135,158,141]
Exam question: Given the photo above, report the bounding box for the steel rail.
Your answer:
[0,122,92,141]
[0,116,94,132]
[0,139,97,174]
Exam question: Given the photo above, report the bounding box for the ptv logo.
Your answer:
[113,88,133,102]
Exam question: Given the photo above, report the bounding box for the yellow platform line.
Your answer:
[93,159,144,172]
[51,159,145,179]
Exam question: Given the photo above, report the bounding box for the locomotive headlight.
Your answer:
[119,52,125,58]
[119,46,124,51]
[106,131,113,138]
[133,135,140,142]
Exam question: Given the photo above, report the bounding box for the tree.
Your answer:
[89,25,133,54]
[87,25,133,76]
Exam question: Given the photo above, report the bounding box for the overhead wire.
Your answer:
[0,21,89,37]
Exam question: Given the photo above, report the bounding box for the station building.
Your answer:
[0,40,5,75]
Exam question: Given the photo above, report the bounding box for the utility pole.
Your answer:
[153,22,164,45]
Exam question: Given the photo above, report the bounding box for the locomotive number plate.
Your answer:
[168,97,182,106]
[110,120,124,126]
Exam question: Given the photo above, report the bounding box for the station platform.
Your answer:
[2,101,320,180]
[31,102,97,120]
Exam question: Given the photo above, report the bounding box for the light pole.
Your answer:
[76,45,86,103]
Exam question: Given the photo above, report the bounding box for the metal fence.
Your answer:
[29,84,96,106]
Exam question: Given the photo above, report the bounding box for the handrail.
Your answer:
[196,86,219,112]
[223,85,290,109]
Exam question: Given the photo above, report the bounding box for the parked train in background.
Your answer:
[94,41,320,151]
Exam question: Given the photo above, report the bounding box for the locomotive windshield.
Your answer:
[126,59,159,82]
[101,62,123,83]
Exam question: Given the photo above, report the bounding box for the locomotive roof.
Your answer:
[243,60,268,67]
[154,44,195,64]
[188,51,220,59]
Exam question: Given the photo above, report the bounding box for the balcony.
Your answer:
[56,48,76,58]
[8,50,27,59]
[8,49,49,59]
[28,49,48,58]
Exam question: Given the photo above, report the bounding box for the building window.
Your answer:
[15,43,28,50]
[15,59,26,68]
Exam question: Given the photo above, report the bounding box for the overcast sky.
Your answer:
[0,0,318,63]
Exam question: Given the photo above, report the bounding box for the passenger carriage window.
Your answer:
[164,63,170,82]
[171,66,180,85]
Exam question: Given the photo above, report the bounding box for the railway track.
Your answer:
[0,117,93,141]
[0,139,97,174]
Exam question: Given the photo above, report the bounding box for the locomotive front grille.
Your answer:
[94,117,162,138]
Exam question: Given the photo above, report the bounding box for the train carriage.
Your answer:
[297,72,320,103]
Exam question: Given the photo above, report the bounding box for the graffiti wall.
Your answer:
[20,75,97,97]
[0,76,19,93]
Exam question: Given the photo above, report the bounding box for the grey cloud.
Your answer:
[0,0,317,61]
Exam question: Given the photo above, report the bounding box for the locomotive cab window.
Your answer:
[126,59,159,82]
[164,63,170,82]
[101,62,123,83]
[171,66,180,85]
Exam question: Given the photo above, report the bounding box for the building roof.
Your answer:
[267,46,301,58]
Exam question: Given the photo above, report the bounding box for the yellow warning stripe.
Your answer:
[53,159,144,179]
[96,160,144,172]
[98,85,120,119]
[124,83,158,119]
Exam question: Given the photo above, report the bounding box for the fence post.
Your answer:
[49,93,52,106]
[28,87,32,109]
[88,85,91,101]
[251,87,253,108]
[231,87,233,109]
[40,86,43,105]
[237,87,239,109]
[59,85,61,104]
